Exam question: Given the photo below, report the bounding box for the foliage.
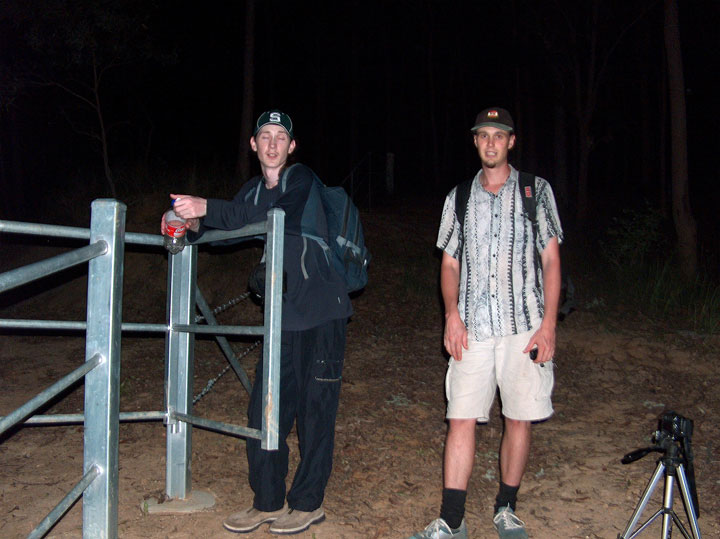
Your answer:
[41,162,239,228]
[1,0,175,196]
[4,0,168,69]
[601,201,670,269]
[625,260,720,334]
[601,203,720,334]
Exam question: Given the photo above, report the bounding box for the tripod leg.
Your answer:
[676,464,702,539]
[620,462,665,539]
[661,474,675,539]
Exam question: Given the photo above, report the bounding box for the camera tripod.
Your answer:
[618,436,701,539]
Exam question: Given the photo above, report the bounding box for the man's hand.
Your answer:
[170,194,207,220]
[524,323,555,364]
[440,252,467,360]
[160,194,204,235]
[444,310,469,361]
[184,218,200,233]
[160,213,200,235]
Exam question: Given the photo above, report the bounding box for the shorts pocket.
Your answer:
[534,360,555,401]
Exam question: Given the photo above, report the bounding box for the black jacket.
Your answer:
[193,163,352,331]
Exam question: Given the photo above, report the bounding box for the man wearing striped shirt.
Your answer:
[411,108,562,539]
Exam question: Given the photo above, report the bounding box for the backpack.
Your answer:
[281,164,371,293]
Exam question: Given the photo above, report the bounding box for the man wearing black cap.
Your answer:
[167,110,352,535]
[410,108,563,538]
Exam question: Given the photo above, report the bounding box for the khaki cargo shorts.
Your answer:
[445,328,554,422]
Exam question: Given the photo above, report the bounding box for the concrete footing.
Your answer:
[143,489,216,514]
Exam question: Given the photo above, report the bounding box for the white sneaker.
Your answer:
[409,518,468,538]
[493,506,528,538]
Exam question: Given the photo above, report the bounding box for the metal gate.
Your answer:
[0,199,285,538]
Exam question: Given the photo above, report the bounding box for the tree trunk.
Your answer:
[569,3,596,226]
[236,0,255,181]
[664,0,697,277]
[576,125,591,223]
[424,1,441,190]
[349,6,360,176]
[639,72,653,193]
[659,48,669,216]
[553,102,569,216]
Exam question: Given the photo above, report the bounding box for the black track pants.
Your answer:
[246,317,347,512]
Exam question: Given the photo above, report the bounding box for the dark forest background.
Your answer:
[1,1,718,284]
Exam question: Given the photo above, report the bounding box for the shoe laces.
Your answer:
[422,518,451,538]
[494,507,525,530]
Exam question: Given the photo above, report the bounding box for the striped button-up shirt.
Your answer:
[437,166,563,340]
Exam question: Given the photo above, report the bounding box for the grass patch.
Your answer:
[599,202,720,334]
[608,260,720,334]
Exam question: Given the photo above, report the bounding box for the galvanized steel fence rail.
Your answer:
[0,201,285,538]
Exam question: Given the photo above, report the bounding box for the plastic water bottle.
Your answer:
[163,207,187,254]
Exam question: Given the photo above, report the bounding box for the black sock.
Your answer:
[440,488,466,530]
[494,482,519,513]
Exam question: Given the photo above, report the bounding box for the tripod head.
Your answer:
[620,436,674,465]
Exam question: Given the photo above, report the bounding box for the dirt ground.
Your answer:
[1,198,719,538]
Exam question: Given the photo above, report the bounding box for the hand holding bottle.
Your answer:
[162,205,187,254]
[170,194,207,223]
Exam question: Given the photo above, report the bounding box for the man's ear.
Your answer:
[250,136,258,152]
[508,134,516,150]
[288,139,296,154]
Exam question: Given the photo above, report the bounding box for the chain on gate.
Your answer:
[194,292,252,324]
[193,291,262,404]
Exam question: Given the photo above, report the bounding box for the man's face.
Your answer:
[473,126,515,168]
[250,124,296,170]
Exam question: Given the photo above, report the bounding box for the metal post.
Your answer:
[261,209,284,450]
[165,243,197,499]
[82,199,126,539]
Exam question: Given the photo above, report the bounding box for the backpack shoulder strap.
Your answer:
[242,176,264,204]
[518,171,537,224]
[519,171,541,288]
[280,163,303,192]
[454,179,474,230]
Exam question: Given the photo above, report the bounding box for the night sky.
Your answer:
[1,1,718,252]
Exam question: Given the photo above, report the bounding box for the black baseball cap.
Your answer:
[471,107,514,133]
[254,109,294,139]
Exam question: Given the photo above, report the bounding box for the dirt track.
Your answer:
[1,200,719,538]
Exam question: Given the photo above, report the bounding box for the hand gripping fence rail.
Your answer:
[0,200,285,538]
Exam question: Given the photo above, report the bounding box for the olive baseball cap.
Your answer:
[254,109,294,139]
[471,107,514,133]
